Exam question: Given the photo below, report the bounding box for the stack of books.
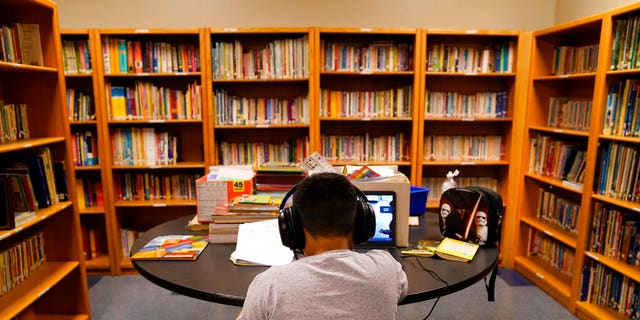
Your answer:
[208,194,282,243]
[255,163,305,192]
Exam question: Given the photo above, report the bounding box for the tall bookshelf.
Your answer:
[0,0,90,318]
[315,28,421,179]
[61,28,116,275]
[513,10,612,317]
[208,27,314,166]
[416,29,530,262]
[95,28,209,274]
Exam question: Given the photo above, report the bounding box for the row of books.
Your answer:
[422,135,503,161]
[580,261,640,318]
[62,38,92,74]
[552,44,599,75]
[66,88,95,122]
[0,232,45,297]
[0,102,29,143]
[106,81,202,121]
[1,148,62,217]
[76,177,104,208]
[322,41,413,72]
[113,172,199,201]
[425,90,508,119]
[102,37,200,74]
[603,79,640,137]
[121,228,140,258]
[71,130,98,166]
[536,188,580,234]
[321,133,409,162]
[81,223,106,260]
[528,228,575,276]
[217,138,309,166]
[595,141,640,202]
[0,23,43,66]
[426,42,514,73]
[610,13,640,71]
[319,87,412,118]
[421,176,498,202]
[110,127,178,166]
[547,97,592,131]
[529,134,587,184]
[214,89,310,125]
[589,202,640,265]
[211,37,309,80]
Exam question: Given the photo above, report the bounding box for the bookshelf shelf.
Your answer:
[524,173,584,194]
[114,199,197,207]
[421,160,510,166]
[521,216,577,248]
[0,137,65,153]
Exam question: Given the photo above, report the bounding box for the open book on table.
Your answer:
[131,235,209,261]
[229,218,294,266]
[402,237,479,262]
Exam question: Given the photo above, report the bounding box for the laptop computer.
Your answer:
[354,191,402,263]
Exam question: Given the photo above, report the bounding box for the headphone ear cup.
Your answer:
[278,206,305,251]
[353,190,376,244]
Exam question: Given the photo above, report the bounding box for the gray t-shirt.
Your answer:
[237,249,408,320]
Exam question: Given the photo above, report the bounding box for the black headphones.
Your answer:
[278,182,376,252]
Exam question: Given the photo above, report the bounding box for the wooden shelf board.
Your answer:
[74,165,101,171]
[0,137,66,153]
[575,301,629,320]
[424,71,516,77]
[0,61,58,73]
[422,160,509,166]
[0,262,80,319]
[514,256,572,307]
[583,251,640,284]
[107,119,202,124]
[591,194,640,212]
[212,77,309,83]
[532,73,597,81]
[320,117,413,122]
[69,120,98,125]
[0,201,72,241]
[103,71,201,77]
[329,160,412,166]
[528,125,590,137]
[521,216,578,248]
[524,173,584,194]
[79,207,105,215]
[598,134,640,144]
[423,117,513,122]
[114,199,197,207]
[112,162,205,170]
[64,72,92,77]
[320,71,414,76]
[85,255,111,270]
[214,123,309,129]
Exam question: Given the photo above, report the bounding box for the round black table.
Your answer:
[131,214,499,306]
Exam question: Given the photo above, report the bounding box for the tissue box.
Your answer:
[409,186,430,216]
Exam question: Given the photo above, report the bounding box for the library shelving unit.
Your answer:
[573,3,640,320]
[416,28,530,252]
[95,28,209,273]
[314,28,421,180]
[207,27,314,167]
[61,28,116,275]
[513,12,608,316]
[0,0,90,318]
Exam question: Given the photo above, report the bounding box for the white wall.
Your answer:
[555,0,639,24]
[54,0,556,31]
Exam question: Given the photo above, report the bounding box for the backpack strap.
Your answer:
[484,242,500,301]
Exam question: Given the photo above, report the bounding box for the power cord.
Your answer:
[411,256,449,320]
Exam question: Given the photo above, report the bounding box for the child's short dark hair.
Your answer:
[293,172,357,237]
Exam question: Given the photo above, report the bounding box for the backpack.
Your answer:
[438,186,503,247]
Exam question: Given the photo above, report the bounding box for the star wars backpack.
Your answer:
[438,186,503,247]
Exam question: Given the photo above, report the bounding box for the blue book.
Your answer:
[118,39,128,73]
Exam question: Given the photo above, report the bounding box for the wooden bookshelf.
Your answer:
[93,28,209,273]
[315,27,421,180]
[511,6,640,318]
[0,0,90,318]
[208,27,314,167]
[416,29,530,265]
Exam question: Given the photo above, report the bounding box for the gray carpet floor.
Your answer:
[88,268,577,319]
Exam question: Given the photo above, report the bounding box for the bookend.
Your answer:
[438,186,503,301]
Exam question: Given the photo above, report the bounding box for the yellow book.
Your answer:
[435,237,479,262]
[110,86,127,120]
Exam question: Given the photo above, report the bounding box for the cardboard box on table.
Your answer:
[353,174,410,247]
[195,174,254,223]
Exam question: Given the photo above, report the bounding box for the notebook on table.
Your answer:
[354,191,402,263]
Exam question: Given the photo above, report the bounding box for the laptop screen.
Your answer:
[363,191,396,244]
